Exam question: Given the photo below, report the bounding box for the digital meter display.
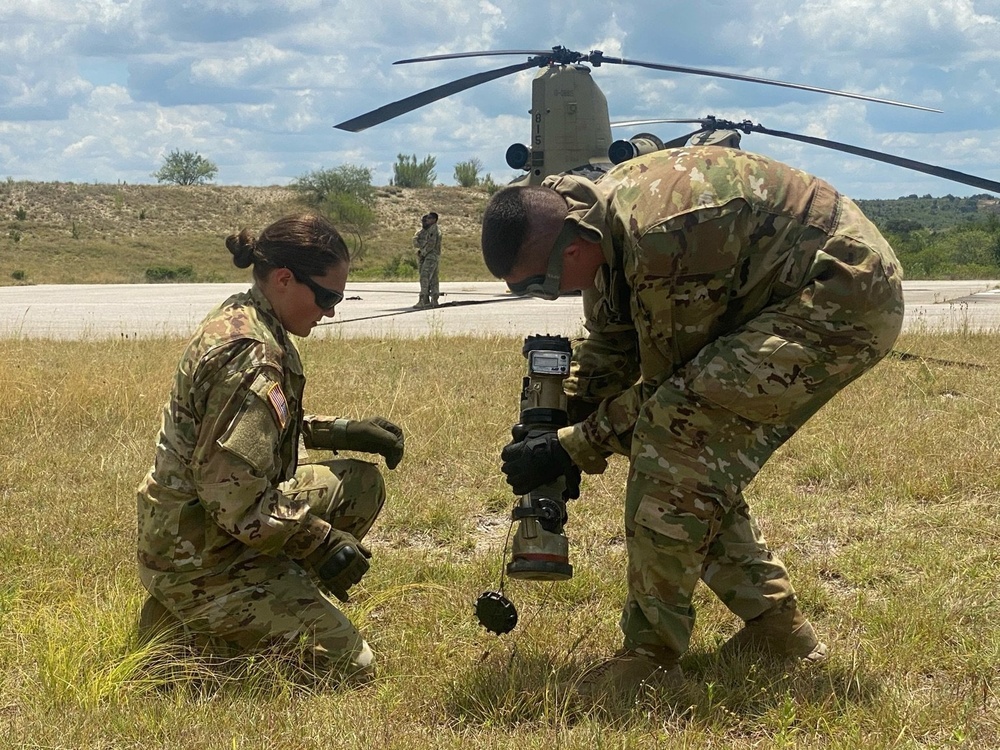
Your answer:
[528,350,570,376]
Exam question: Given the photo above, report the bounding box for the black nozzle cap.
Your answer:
[474,591,518,635]
[523,334,572,355]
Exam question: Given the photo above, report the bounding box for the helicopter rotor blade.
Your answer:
[593,53,941,113]
[394,49,554,64]
[613,118,712,128]
[696,117,999,194]
[335,58,541,132]
[757,127,1000,193]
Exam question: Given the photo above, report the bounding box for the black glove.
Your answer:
[566,397,601,424]
[501,431,579,497]
[305,529,372,603]
[346,417,405,469]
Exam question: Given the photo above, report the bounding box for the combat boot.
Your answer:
[136,594,183,646]
[429,295,439,307]
[575,647,683,704]
[412,295,430,309]
[720,599,828,664]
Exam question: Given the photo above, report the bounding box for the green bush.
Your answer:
[292,165,375,207]
[378,253,418,279]
[392,154,437,188]
[480,174,502,195]
[321,192,376,234]
[453,158,483,187]
[144,265,195,282]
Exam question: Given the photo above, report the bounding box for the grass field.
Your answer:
[1,330,998,748]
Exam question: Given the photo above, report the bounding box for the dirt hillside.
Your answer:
[0,181,488,237]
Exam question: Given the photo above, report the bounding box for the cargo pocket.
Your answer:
[632,494,719,554]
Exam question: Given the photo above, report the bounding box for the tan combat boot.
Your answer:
[137,594,183,646]
[575,647,684,704]
[721,600,828,664]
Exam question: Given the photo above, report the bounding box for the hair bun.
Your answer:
[226,229,256,269]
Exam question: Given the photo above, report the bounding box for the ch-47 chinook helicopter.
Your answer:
[335,45,1000,194]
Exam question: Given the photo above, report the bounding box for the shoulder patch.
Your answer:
[248,370,289,430]
[265,381,289,430]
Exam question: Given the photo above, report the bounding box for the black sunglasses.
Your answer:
[506,274,546,295]
[290,270,344,310]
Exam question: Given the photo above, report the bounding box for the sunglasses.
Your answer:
[504,223,577,300]
[291,271,344,310]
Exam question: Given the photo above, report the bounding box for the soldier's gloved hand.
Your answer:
[346,417,405,469]
[304,529,372,603]
[566,397,601,424]
[501,431,578,496]
[562,463,582,501]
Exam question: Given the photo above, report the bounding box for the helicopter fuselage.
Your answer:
[506,64,614,184]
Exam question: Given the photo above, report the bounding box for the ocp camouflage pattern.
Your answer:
[412,222,442,258]
[547,147,904,659]
[136,285,383,675]
[553,146,904,481]
[137,285,338,574]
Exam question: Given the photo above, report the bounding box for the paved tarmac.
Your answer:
[1,279,999,339]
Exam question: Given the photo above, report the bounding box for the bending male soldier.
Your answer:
[412,211,441,308]
[481,146,904,697]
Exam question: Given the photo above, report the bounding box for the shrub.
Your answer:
[454,158,483,187]
[392,154,437,188]
[144,265,195,282]
[480,174,502,195]
[292,165,375,207]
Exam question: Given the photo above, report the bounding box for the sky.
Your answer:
[1,0,998,199]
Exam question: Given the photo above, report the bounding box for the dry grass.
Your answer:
[0,330,998,748]
[0,180,492,286]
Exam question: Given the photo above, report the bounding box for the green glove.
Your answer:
[306,416,405,469]
[304,529,371,603]
[345,417,405,469]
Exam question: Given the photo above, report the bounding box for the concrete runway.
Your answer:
[1,279,999,339]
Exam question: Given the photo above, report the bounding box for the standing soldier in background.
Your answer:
[481,147,904,700]
[412,211,441,308]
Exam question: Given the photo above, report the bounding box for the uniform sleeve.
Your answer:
[412,229,425,250]
[190,346,330,558]
[301,415,349,450]
[558,280,642,473]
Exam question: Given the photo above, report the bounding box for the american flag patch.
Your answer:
[265,381,289,429]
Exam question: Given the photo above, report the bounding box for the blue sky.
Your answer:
[0,0,998,198]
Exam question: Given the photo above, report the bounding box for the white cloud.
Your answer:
[0,0,996,198]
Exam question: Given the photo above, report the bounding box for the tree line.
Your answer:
[153,150,1000,279]
[153,150,497,190]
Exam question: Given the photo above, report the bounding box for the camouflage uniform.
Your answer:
[412,221,442,306]
[552,147,904,661]
[136,284,385,677]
